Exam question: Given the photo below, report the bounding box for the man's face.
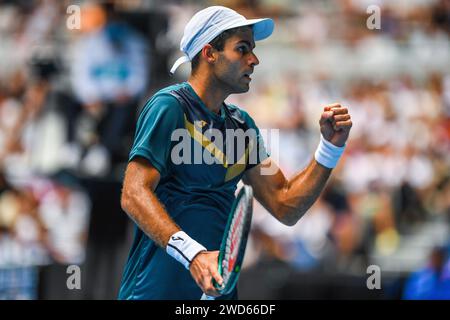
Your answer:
[212,28,260,94]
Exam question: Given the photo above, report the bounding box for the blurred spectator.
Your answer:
[68,2,150,177]
[0,182,49,268]
[39,172,90,265]
[37,172,91,300]
[403,246,450,300]
[0,58,68,177]
[0,179,49,300]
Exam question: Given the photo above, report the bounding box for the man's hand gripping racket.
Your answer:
[201,185,254,300]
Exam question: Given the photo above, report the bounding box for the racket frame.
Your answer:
[213,185,253,295]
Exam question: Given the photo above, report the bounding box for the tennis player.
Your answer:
[118,6,352,300]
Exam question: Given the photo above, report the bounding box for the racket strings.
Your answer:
[222,195,251,284]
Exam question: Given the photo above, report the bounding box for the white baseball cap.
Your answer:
[170,6,274,74]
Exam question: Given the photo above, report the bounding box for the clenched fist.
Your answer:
[319,103,352,147]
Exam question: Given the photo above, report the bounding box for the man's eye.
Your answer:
[237,47,249,54]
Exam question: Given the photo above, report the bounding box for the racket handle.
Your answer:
[200,294,216,300]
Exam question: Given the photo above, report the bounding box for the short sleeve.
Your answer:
[129,94,184,177]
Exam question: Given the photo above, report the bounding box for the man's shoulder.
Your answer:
[154,82,189,97]
[149,83,187,102]
[142,83,188,113]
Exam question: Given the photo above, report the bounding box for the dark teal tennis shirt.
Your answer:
[118,82,267,300]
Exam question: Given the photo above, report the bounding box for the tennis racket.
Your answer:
[201,185,254,300]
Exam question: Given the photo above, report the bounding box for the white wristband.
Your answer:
[166,231,207,270]
[314,135,346,169]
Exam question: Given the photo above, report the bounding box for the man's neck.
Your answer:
[187,75,228,115]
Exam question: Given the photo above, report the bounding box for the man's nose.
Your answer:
[249,52,259,67]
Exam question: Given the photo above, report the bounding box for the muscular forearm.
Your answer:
[276,159,331,225]
[254,105,351,226]
[121,183,180,248]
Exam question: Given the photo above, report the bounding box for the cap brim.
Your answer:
[236,18,274,41]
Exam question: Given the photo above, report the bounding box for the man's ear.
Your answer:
[201,44,217,65]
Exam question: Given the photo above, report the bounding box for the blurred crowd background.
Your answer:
[0,0,449,299]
